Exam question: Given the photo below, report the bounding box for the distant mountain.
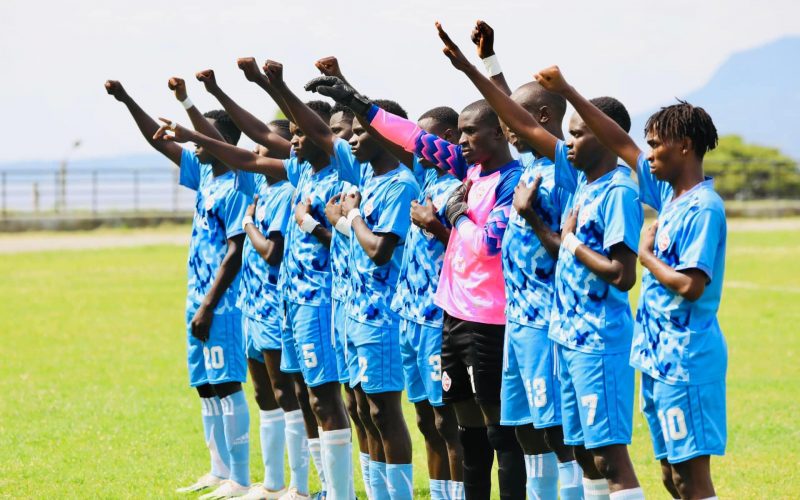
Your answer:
[0,153,169,172]
[631,36,800,159]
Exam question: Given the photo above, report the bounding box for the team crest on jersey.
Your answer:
[578,206,591,227]
[256,204,267,222]
[658,230,671,252]
[204,194,216,211]
[471,183,490,200]
[433,194,447,211]
[452,253,466,274]
[441,371,451,392]
[363,199,375,217]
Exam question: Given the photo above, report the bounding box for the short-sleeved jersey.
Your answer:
[548,140,643,354]
[234,173,294,320]
[391,161,461,327]
[332,139,421,327]
[630,154,727,385]
[330,180,353,302]
[179,149,248,314]
[502,155,571,327]
[280,153,341,305]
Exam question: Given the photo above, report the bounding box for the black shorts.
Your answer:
[441,311,506,405]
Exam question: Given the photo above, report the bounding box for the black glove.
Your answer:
[305,76,372,116]
[445,180,471,227]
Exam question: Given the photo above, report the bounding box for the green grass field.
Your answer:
[2,226,799,498]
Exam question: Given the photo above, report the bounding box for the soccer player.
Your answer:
[307,71,528,499]
[314,57,465,500]
[106,78,251,498]
[538,66,727,500]
[154,69,355,500]
[195,67,316,500]
[469,21,585,500]
[432,25,646,499]
[280,67,420,500]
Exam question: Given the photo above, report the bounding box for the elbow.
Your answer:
[369,250,392,267]
[677,282,705,302]
[612,271,636,292]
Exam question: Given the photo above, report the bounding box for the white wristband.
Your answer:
[242,215,254,231]
[346,208,361,226]
[334,216,352,236]
[300,213,320,233]
[482,54,503,77]
[563,232,582,256]
[181,97,194,110]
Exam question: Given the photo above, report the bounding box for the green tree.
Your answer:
[704,135,800,199]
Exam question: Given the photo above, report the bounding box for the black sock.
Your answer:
[459,426,494,499]
[487,424,526,500]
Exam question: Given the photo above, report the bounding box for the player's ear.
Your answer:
[443,128,458,143]
[680,137,692,156]
[538,105,550,125]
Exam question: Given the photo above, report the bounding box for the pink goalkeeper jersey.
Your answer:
[367,105,522,324]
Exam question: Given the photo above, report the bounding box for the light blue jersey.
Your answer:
[548,140,643,354]
[502,154,570,327]
[179,149,248,314]
[280,153,342,305]
[630,154,727,385]
[391,160,460,327]
[235,174,294,320]
[330,180,353,302]
[332,138,420,328]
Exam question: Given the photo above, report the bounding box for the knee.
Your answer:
[346,394,361,423]
[434,411,459,445]
[253,385,273,410]
[671,468,689,498]
[486,424,518,452]
[369,401,389,430]
[661,463,677,494]
[416,411,439,441]
[272,380,295,409]
[593,453,618,481]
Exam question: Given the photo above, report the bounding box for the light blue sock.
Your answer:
[448,480,464,499]
[284,410,309,495]
[430,478,448,500]
[524,452,558,500]
[321,428,354,500]
[201,397,230,479]
[557,460,584,500]
[369,461,389,499]
[386,463,413,500]
[308,434,327,492]
[583,478,611,500]
[359,452,372,499]
[221,391,250,486]
[260,409,286,491]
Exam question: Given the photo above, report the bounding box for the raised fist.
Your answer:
[237,57,262,82]
[262,60,284,85]
[195,69,219,92]
[470,20,495,59]
[534,66,570,94]
[104,80,128,101]
[168,77,188,101]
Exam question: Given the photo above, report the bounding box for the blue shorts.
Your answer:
[186,308,247,387]
[331,299,350,384]
[501,322,561,427]
[243,314,282,362]
[557,345,634,449]
[640,373,727,463]
[284,301,339,387]
[346,319,404,394]
[280,302,301,374]
[400,318,444,406]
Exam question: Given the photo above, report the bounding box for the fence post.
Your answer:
[1,171,6,218]
[133,169,139,212]
[92,170,98,215]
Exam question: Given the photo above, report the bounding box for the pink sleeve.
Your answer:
[367,106,421,152]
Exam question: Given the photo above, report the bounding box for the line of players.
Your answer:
[106,19,727,500]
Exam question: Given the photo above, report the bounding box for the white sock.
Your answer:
[308,430,326,491]
[583,478,610,500]
[609,487,644,500]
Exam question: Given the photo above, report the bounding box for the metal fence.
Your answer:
[0,167,196,218]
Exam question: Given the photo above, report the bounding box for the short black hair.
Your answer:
[588,97,631,133]
[419,106,459,130]
[512,82,566,123]
[204,109,241,145]
[268,119,292,141]
[331,102,355,121]
[462,99,500,128]
[374,99,407,119]
[645,100,718,158]
[305,100,332,123]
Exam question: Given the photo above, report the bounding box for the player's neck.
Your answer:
[371,152,399,176]
[211,162,229,177]
[584,154,618,183]
[481,149,514,172]
[309,155,330,172]
[670,164,706,198]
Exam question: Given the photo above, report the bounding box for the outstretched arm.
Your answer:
[265,60,336,156]
[471,20,512,95]
[153,119,287,180]
[436,22,559,161]
[105,80,183,166]
[167,77,226,143]
[198,66,291,157]
[536,66,641,168]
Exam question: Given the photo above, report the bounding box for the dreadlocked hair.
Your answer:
[645,100,718,158]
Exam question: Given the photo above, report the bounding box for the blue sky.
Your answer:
[2,0,799,162]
